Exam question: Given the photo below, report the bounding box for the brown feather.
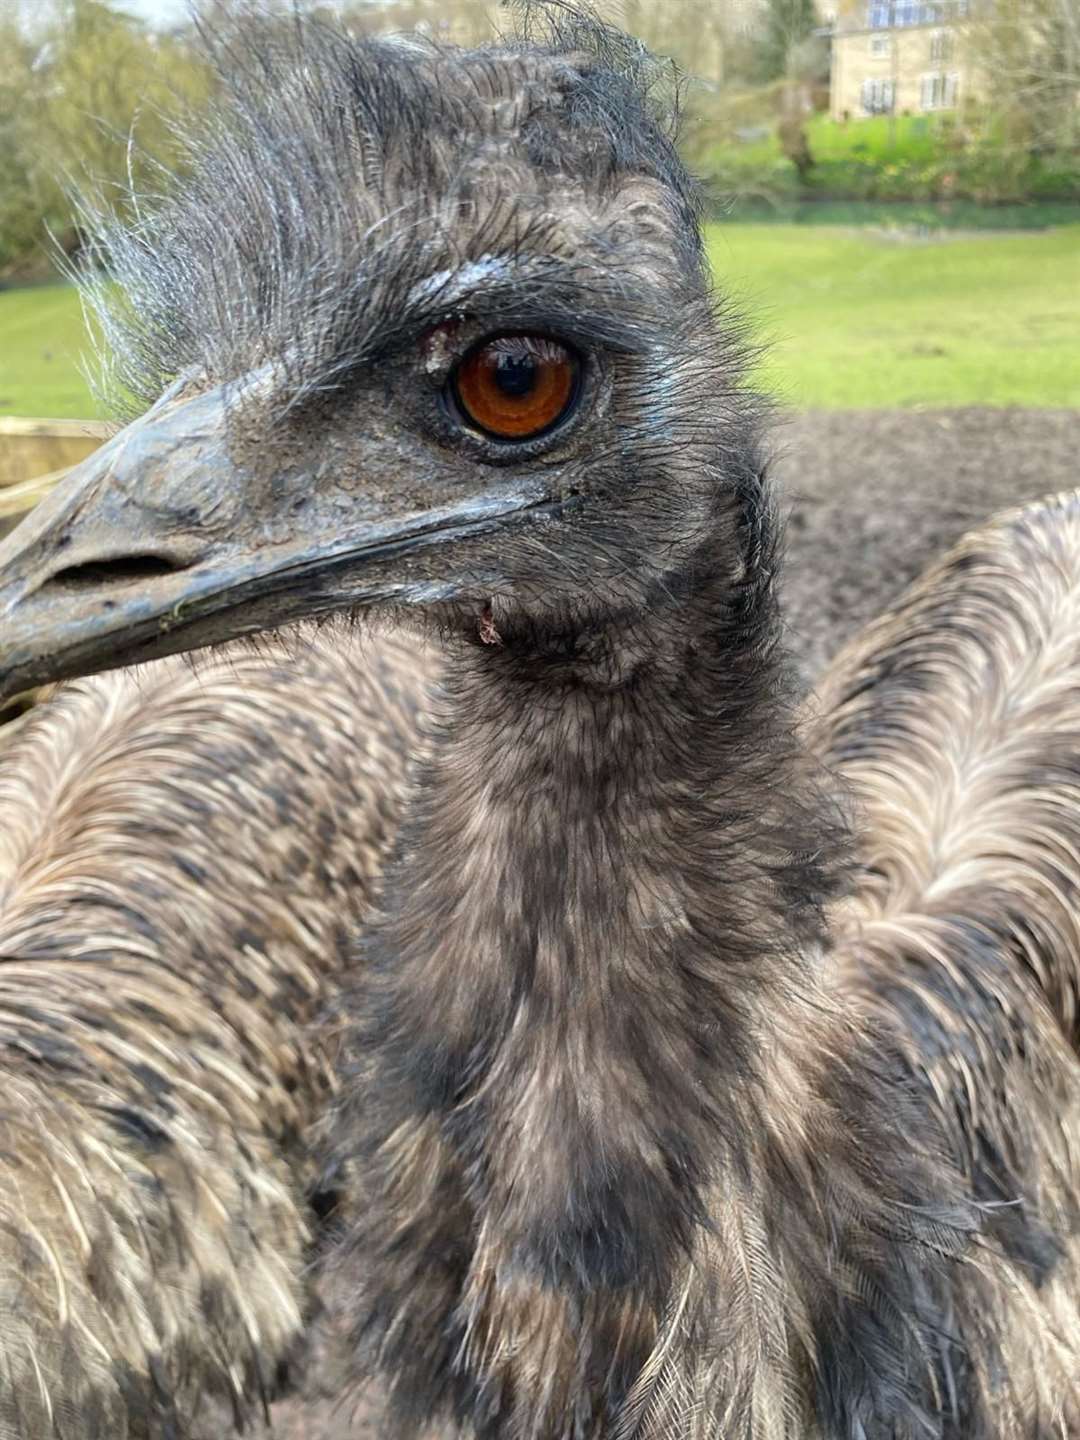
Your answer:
[0,632,429,1435]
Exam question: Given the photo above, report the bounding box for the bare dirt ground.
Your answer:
[777,407,1080,685]
[206,406,1080,1440]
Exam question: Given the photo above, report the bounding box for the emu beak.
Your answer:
[0,374,559,699]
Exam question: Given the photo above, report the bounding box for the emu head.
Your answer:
[0,12,766,694]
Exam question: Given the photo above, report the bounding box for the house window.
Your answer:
[861,77,896,113]
[871,34,892,55]
[929,29,954,62]
[920,71,959,109]
[868,0,942,26]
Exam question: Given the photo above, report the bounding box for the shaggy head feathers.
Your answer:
[84,3,704,419]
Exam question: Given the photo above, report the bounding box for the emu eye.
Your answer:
[451,335,580,441]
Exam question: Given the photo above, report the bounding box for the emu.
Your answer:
[0,8,1077,1439]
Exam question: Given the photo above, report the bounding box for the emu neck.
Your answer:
[363,579,837,1299]
[347,583,978,1440]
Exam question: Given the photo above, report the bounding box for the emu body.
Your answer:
[0,636,426,1435]
[0,10,1075,1439]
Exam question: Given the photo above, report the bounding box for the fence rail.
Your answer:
[0,417,109,493]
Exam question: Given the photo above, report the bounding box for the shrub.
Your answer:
[697,108,1080,206]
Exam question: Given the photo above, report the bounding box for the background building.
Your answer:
[829,0,979,120]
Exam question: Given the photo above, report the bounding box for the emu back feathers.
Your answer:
[815,490,1080,1435]
[0,633,427,1436]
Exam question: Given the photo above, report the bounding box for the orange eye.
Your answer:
[452,336,579,441]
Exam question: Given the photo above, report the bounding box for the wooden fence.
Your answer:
[0,415,109,528]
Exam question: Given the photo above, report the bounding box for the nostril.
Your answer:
[49,554,189,590]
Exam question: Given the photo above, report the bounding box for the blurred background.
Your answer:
[0,0,1077,423]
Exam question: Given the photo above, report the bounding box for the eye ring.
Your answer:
[449,334,581,442]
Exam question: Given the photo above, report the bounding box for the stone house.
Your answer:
[828,0,980,121]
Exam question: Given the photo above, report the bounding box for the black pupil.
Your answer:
[494,353,538,399]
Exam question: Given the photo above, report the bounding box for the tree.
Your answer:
[742,0,827,184]
[0,9,50,273]
[0,0,207,275]
[755,0,823,84]
[967,0,1080,153]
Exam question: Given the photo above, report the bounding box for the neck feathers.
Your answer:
[336,553,971,1438]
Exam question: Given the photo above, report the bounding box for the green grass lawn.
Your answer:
[3,222,1079,416]
[0,284,101,419]
[712,222,1080,409]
